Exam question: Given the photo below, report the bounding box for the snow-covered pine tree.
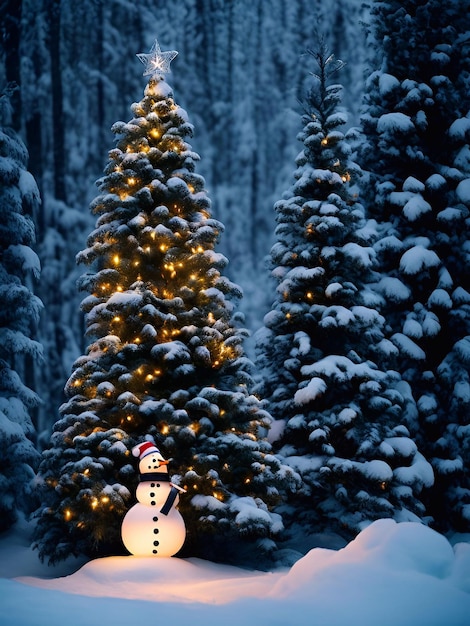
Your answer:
[255,42,433,540]
[0,90,43,530]
[360,0,470,532]
[32,40,299,565]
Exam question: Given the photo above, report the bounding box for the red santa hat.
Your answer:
[132,441,163,460]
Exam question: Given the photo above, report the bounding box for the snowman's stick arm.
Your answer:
[170,482,187,494]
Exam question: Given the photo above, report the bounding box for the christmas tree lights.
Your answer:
[33,38,299,564]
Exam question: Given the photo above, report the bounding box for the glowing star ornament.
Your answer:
[121,442,186,557]
[136,38,178,78]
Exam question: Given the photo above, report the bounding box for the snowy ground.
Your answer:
[0,517,469,626]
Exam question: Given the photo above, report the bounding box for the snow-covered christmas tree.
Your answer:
[0,88,43,531]
[360,0,470,532]
[256,42,433,539]
[33,39,298,564]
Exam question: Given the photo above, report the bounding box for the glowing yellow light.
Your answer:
[150,231,156,240]
[127,177,136,186]
[64,509,72,520]
[73,379,81,387]
[117,285,123,292]
[113,254,120,265]
[321,138,328,145]
[159,244,167,252]
[134,337,141,344]
[286,313,291,319]
[193,484,198,490]
[190,273,197,280]
[154,369,161,375]
[91,498,98,509]
[84,469,90,475]
[188,185,195,193]
[126,415,132,422]
[306,292,313,299]
[244,478,251,484]
[112,316,121,323]
[101,496,110,504]
[220,409,225,416]
[145,374,154,382]
[150,129,160,139]
[162,425,169,435]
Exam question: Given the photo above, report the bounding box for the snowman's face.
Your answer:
[139,453,168,474]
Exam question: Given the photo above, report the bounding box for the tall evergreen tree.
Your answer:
[360,0,470,532]
[33,40,298,565]
[0,93,43,530]
[256,43,432,540]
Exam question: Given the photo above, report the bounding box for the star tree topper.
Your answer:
[137,38,178,78]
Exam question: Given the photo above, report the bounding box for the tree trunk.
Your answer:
[1,0,22,130]
[48,0,67,202]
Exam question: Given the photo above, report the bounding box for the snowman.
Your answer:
[121,441,186,557]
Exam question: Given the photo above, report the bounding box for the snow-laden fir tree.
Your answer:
[0,89,43,531]
[360,0,470,532]
[255,43,433,540]
[33,40,299,565]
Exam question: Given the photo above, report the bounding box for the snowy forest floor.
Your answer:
[0,516,469,626]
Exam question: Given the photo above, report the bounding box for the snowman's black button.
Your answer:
[151,501,156,506]
[153,549,158,554]
[153,528,159,534]
[151,483,155,487]
[153,516,158,522]
[156,483,160,487]
[154,540,159,546]
[150,492,155,497]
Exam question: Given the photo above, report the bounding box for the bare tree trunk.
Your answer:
[1,0,22,130]
[47,0,67,202]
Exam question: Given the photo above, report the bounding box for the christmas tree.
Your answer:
[33,39,298,564]
[256,43,432,539]
[0,90,43,530]
[360,0,470,532]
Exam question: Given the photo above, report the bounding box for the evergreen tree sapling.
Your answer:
[33,40,298,564]
[360,0,470,531]
[0,97,43,531]
[256,43,433,539]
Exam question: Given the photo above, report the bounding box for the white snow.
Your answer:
[1,516,469,626]
[448,116,470,140]
[456,178,470,204]
[378,73,399,95]
[7,244,41,279]
[294,377,327,404]
[377,112,415,134]
[391,333,426,360]
[375,276,411,302]
[402,194,432,221]
[399,245,440,275]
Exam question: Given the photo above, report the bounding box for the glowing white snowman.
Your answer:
[121,441,186,557]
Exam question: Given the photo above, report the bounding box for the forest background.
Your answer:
[0,0,366,441]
